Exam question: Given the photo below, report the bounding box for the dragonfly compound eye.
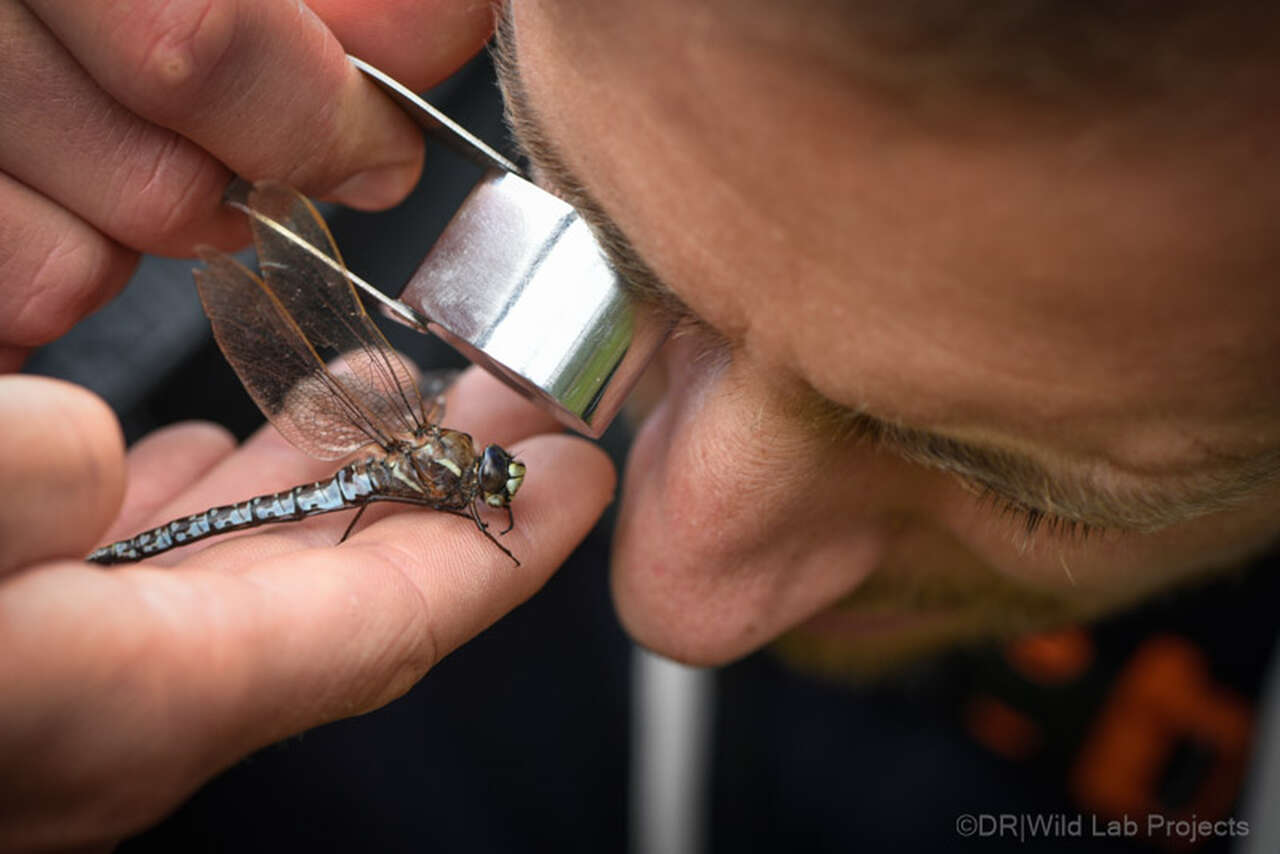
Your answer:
[480,445,523,506]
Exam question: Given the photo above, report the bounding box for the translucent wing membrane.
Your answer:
[195,252,387,458]
[194,181,433,460]
[235,181,429,441]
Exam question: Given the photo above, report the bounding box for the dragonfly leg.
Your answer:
[467,501,488,533]
[469,502,519,566]
[336,497,519,566]
[499,506,515,536]
[337,499,464,543]
[482,530,519,567]
[339,504,369,544]
[466,501,490,532]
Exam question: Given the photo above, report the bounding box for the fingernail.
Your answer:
[328,163,420,210]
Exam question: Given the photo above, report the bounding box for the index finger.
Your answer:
[23,0,488,209]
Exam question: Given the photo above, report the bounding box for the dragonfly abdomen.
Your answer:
[86,464,379,565]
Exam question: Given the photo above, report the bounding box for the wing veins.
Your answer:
[195,251,397,457]
[238,184,431,437]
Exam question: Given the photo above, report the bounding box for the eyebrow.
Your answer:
[490,12,1280,534]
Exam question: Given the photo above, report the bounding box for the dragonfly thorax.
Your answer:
[399,429,523,510]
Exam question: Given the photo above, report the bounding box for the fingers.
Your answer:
[0,348,28,373]
[0,368,607,846]
[308,0,496,91]
[0,1,245,259]
[0,377,124,573]
[4,0,487,362]
[0,173,138,350]
[173,432,615,745]
[0,429,612,848]
[25,0,425,210]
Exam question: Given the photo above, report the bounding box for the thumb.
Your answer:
[307,0,497,91]
[0,376,124,573]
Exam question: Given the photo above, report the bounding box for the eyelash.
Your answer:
[970,483,1102,543]
[835,415,1108,545]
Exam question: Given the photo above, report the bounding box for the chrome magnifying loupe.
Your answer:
[349,57,671,438]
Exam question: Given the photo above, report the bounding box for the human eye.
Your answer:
[840,414,1113,545]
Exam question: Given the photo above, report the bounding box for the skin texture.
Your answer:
[0,371,614,851]
[0,2,615,848]
[505,0,1280,668]
[5,0,1280,845]
[0,0,493,369]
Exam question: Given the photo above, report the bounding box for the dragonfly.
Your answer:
[87,181,526,567]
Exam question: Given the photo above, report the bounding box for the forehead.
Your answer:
[512,1,1280,467]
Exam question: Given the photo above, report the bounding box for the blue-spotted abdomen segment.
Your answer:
[251,491,298,521]
[86,464,376,565]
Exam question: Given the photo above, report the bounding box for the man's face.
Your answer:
[500,1,1280,670]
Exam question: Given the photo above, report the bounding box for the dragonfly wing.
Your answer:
[194,251,385,460]
[238,181,431,437]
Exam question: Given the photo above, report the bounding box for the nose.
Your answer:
[607,349,901,665]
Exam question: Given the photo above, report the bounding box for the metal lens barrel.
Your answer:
[398,169,671,437]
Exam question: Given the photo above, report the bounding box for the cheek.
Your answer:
[948,490,1280,611]
[610,352,896,666]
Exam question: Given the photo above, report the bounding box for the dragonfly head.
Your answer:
[478,445,526,507]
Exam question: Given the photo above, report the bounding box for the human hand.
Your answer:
[0,0,494,370]
[0,370,614,851]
